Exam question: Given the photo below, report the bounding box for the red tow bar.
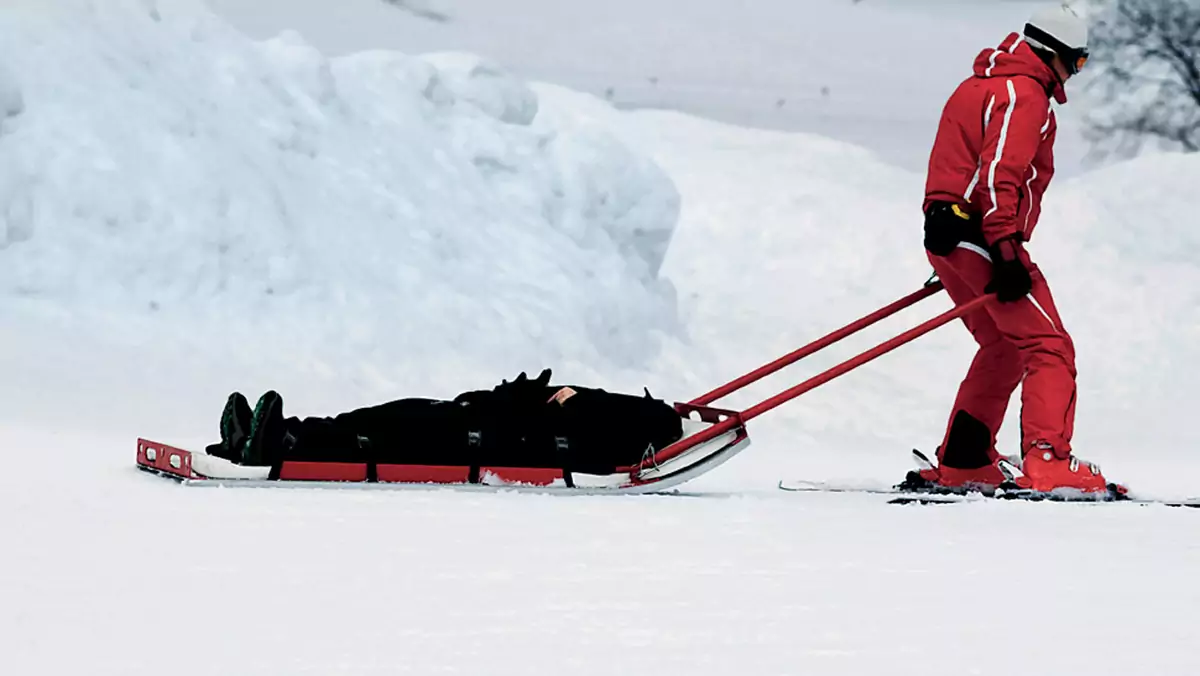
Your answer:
[645,282,993,470]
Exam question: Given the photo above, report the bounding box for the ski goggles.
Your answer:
[1068,48,1089,75]
[1024,23,1089,76]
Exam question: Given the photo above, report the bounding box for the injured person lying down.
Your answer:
[207,369,686,475]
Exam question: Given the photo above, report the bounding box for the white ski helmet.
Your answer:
[1023,4,1090,74]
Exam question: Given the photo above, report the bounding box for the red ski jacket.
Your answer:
[924,32,1066,247]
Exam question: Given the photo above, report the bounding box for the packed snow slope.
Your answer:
[9,426,1200,676]
[4,3,1200,675]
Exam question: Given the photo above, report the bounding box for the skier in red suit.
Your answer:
[916,5,1108,494]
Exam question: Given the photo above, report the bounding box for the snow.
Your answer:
[11,428,1200,676]
[4,1,1200,674]
[202,0,1099,177]
[0,0,680,384]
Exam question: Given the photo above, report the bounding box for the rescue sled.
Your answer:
[136,402,750,495]
[137,279,982,494]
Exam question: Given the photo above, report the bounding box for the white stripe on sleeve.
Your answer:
[965,95,998,199]
[984,80,1018,220]
[964,165,982,201]
[1022,164,1038,234]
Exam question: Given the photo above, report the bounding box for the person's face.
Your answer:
[1052,53,1076,82]
[1055,49,1090,82]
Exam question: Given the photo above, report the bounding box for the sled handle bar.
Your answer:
[739,292,991,422]
[647,291,992,473]
[689,280,947,407]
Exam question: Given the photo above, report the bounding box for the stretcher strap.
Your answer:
[467,430,482,483]
[555,436,575,488]
[361,435,377,483]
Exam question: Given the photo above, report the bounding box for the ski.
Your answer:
[889,491,1200,508]
[778,479,1200,508]
[778,479,905,496]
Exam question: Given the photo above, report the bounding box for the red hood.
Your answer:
[972,32,1066,104]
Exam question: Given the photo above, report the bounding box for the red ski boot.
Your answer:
[1016,443,1109,494]
[903,411,1005,494]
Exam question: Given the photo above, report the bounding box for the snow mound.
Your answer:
[1035,150,1200,454]
[0,0,680,382]
[419,52,539,126]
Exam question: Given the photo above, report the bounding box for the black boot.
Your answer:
[243,391,288,467]
[209,392,253,463]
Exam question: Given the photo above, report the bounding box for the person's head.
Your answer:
[1023,4,1089,82]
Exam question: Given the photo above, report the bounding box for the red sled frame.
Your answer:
[137,280,988,494]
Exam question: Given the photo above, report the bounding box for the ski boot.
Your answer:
[242,390,292,466]
[899,450,1007,495]
[1003,442,1113,496]
[206,392,252,463]
[897,411,1006,495]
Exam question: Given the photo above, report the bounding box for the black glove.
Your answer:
[924,201,973,256]
[984,235,1033,303]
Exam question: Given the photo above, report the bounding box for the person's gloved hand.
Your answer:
[924,201,973,256]
[984,235,1033,303]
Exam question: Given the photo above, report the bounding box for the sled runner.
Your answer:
[137,279,987,494]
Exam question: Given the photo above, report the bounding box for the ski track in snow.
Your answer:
[2,1,1200,674]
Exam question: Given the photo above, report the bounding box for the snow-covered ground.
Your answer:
[4,1,1200,674]
[11,425,1200,676]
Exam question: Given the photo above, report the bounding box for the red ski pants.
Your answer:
[929,244,1077,458]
